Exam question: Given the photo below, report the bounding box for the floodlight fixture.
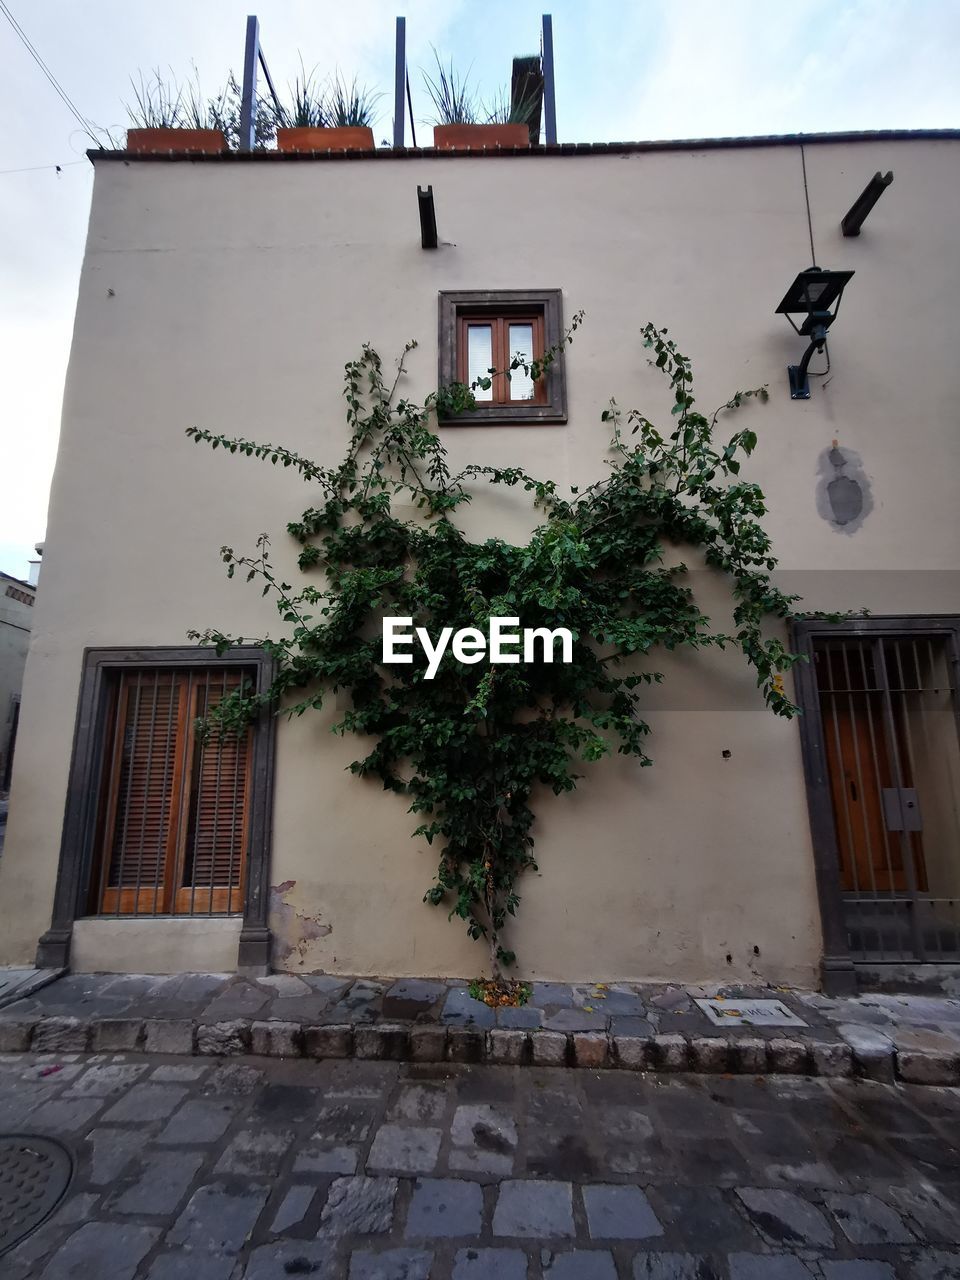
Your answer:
[775,267,855,399]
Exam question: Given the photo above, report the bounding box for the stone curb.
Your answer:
[2,1014,958,1084]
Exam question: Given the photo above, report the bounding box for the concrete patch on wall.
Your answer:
[72,916,242,973]
[269,879,332,970]
[816,440,873,534]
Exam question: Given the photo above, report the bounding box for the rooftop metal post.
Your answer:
[257,46,282,119]
[541,14,557,145]
[394,16,406,148]
[239,15,259,153]
[405,70,417,148]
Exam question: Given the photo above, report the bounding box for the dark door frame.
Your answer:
[36,646,276,974]
[3,694,20,791]
[792,615,960,993]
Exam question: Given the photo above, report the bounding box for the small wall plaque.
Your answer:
[695,998,807,1028]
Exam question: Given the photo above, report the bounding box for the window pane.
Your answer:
[507,323,535,401]
[467,325,493,401]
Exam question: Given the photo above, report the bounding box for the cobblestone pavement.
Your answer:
[5,972,960,1064]
[3,974,960,1087]
[2,1050,959,1278]
[6,972,960,1042]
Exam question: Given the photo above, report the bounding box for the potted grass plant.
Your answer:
[425,53,532,150]
[124,70,227,155]
[275,68,380,152]
[205,71,276,151]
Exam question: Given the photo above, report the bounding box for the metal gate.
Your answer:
[795,620,960,965]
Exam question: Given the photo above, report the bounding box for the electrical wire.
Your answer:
[0,159,87,175]
[807,342,831,380]
[799,142,817,267]
[0,0,92,132]
[0,0,95,139]
[799,141,830,377]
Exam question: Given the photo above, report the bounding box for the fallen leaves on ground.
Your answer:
[469,977,532,1007]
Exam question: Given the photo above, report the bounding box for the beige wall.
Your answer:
[2,139,959,983]
[0,577,34,784]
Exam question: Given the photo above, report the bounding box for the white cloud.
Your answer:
[617,0,960,141]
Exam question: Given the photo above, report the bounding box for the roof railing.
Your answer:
[240,12,558,153]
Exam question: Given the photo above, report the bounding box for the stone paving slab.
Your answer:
[1,1050,959,1278]
[0,965,64,1009]
[2,973,960,1086]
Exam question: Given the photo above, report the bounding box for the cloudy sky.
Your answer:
[2,0,959,580]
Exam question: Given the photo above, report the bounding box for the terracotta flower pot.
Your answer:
[433,123,530,150]
[276,126,376,152]
[126,128,226,155]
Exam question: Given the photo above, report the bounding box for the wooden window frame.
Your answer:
[438,289,567,426]
[36,647,276,974]
[457,313,548,408]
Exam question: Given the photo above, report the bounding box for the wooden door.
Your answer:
[97,672,188,914]
[93,668,251,915]
[817,642,927,894]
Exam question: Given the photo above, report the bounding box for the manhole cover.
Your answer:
[0,1135,73,1256]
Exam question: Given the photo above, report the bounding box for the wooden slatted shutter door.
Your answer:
[95,667,253,916]
[176,670,251,914]
[99,672,187,914]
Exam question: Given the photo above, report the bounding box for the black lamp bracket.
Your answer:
[788,321,830,399]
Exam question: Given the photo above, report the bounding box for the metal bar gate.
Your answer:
[809,628,960,962]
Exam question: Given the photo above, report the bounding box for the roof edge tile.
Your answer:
[87,128,960,164]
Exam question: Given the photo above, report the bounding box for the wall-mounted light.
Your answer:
[775,267,854,400]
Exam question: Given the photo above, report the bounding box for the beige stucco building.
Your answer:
[0,565,37,793]
[2,130,959,992]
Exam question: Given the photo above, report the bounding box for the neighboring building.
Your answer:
[0,554,39,795]
[0,131,958,991]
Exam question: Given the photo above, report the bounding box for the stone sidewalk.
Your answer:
[2,1049,959,1278]
[0,966,62,1010]
[2,972,960,1085]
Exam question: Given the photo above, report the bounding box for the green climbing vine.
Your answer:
[188,317,807,980]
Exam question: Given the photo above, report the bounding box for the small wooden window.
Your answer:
[458,313,547,406]
[439,289,567,425]
[91,667,253,915]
